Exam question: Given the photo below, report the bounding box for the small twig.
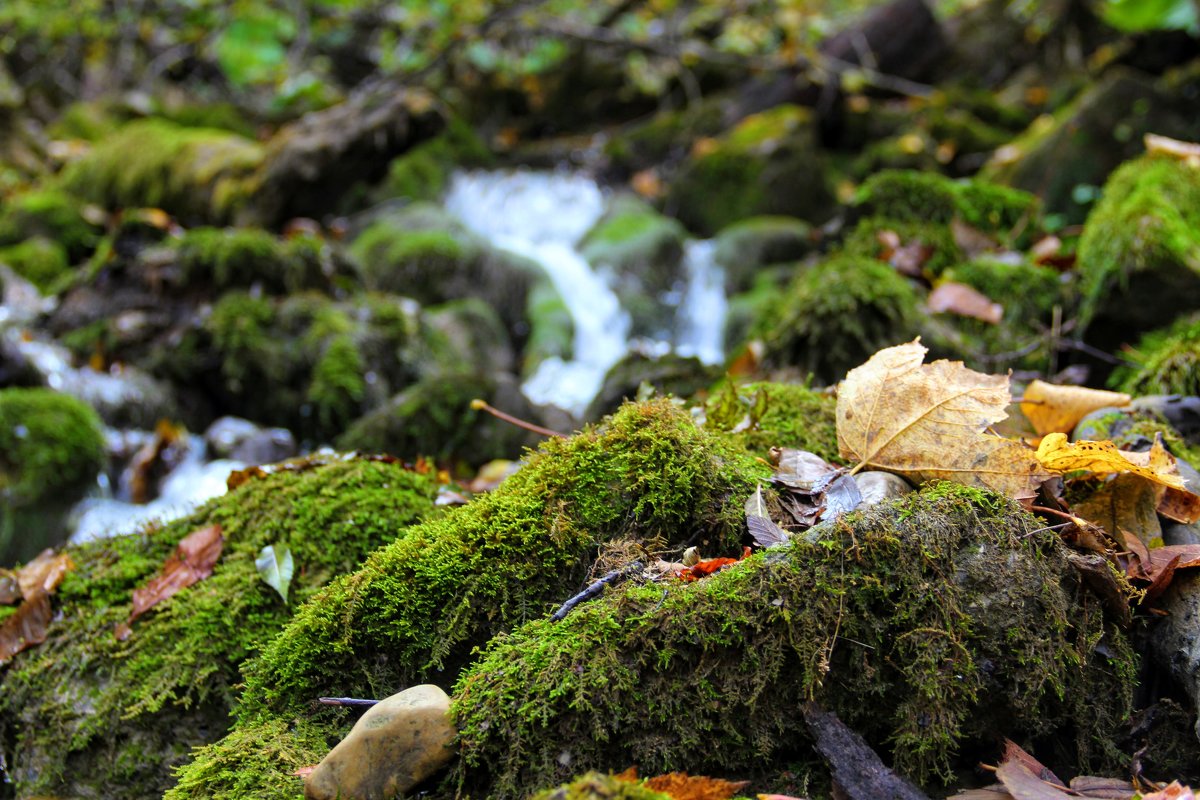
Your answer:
[1030,505,1079,524]
[470,399,566,438]
[551,561,643,622]
[318,696,380,707]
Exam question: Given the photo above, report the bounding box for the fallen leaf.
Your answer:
[1036,433,1186,490]
[951,219,999,259]
[1142,781,1199,800]
[1068,776,1137,799]
[0,570,18,605]
[16,549,75,599]
[643,772,749,800]
[1072,474,1163,550]
[255,544,294,604]
[676,548,751,582]
[927,281,1004,325]
[1146,544,1200,573]
[116,524,224,640]
[746,485,789,548]
[995,761,1073,800]
[877,230,933,277]
[1158,485,1200,524]
[818,474,863,521]
[771,448,840,492]
[837,340,1050,501]
[1019,381,1131,437]
[1001,738,1063,786]
[0,592,51,666]
[1145,133,1200,167]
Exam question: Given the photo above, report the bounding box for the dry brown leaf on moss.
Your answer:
[837,340,1050,502]
[1019,380,1131,437]
[114,524,224,641]
[1035,433,1187,490]
[927,281,1004,325]
[642,772,748,800]
[0,592,51,666]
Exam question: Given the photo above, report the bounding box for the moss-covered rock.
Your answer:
[580,197,688,339]
[584,353,721,422]
[172,400,768,799]
[0,387,105,509]
[712,215,813,295]
[450,484,1135,797]
[1077,154,1200,356]
[1110,314,1200,398]
[0,455,439,799]
[981,70,1192,224]
[530,772,673,800]
[177,227,294,292]
[61,119,264,225]
[375,118,492,203]
[704,380,839,464]
[0,188,102,262]
[0,236,70,294]
[667,105,835,236]
[840,215,963,278]
[759,255,922,384]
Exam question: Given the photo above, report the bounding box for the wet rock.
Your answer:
[0,264,51,328]
[1152,573,1200,743]
[853,471,913,505]
[1132,395,1200,444]
[304,684,456,800]
[712,215,814,294]
[584,352,720,422]
[204,416,296,465]
[424,298,516,377]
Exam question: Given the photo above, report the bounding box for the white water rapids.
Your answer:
[444,169,727,416]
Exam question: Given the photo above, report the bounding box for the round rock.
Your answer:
[305,684,457,800]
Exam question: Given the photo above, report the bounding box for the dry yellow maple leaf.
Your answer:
[1035,432,1187,490]
[837,340,1050,501]
[1019,380,1131,437]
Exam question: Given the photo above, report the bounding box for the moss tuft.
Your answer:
[177,227,291,291]
[759,255,922,384]
[854,170,1039,240]
[0,188,101,261]
[1110,314,1200,397]
[0,456,438,799]
[705,380,839,464]
[0,236,71,293]
[0,387,105,507]
[449,484,1135,797]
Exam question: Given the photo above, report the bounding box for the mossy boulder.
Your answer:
[335,372,541,468]
[981,69,1192,224]
[375,118,492,203]
[348,203,568,352]
[704,380,839,464]
[0,188,101,262]
[450,484,1134,797]
[580,197,688,340]
[1110,314,1200,398]
[759,255,922,384]
[177,227,335,294]
[840,215,963,278]
[667,105,835,236]
[172,400,767,799]
[1077,154,1200,356]
[0,236,70,294]
[61,119,264,225]
[0,455,439,798]
[712,216,813,294]
[583,353,720,422]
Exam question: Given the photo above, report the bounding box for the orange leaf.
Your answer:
[116,524,224,640]
[644,772,749,800]
[16,549,75,599]
[927,281,1004,325]
[1019,381,1131,437]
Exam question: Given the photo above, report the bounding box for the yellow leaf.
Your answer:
[837,340,1050,501]
[1019,380,1130,437]
[1035,432,1187,490]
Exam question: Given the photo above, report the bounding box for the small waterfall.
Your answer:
[445,169,729,416]
[674,240,727,366]
[444,170,630,417]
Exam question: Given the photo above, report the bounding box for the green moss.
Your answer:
[759,255,922,384]
[307,336,366,432]
[0,387,104,507]
[1077,155,1200,348]
[530,772,673,800]
[854,170,1040,239]
[705,380,840,464]
[351,227,472,293]
[178,227,290,290]
[377,118,492,202]
[0,236,70,293]
[0,188,101,260]
[1110,314,1200,397]
[60,119,263,224]
[0,456,439,799]
[173,400,765,799]
[668,105,834,236]
[449,484,1135,797]
[841,216,962,277]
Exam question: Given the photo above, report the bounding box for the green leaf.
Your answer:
[1101,0,1198,33]
[214,16,289,87]
[255,544,294,604]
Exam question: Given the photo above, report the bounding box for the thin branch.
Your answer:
[551,561,643,622]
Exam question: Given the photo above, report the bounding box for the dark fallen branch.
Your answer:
[317,696,380,707]
[550,561,643,622]
[802,702,932,800]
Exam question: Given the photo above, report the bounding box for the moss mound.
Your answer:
[0,236,70,293]
[0,456,439,799]
[1110,314,1200,397]
[759,255,922,384]
[530,772,673,800]
[0,188,101,261]
[1077,155,1200,353]
[172,400,768,799]
[0,387,105,507]
[61,118,264,225]
[855,170,1039,237]
[705,380,839,464]
[450,484,1134,797]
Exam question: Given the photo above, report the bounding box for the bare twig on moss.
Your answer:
[551,561,643,622]
[317,696,380,707]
